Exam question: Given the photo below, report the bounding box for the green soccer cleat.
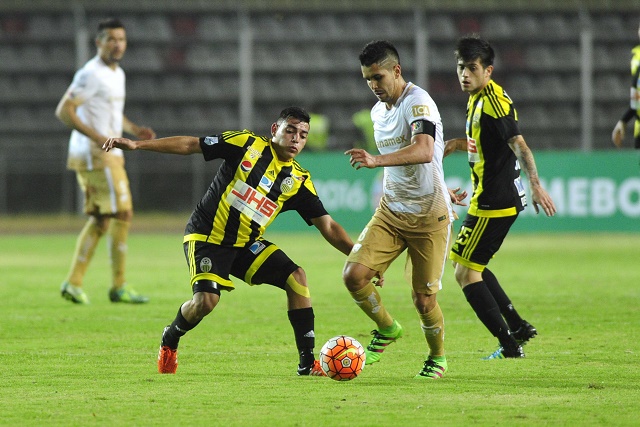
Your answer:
[364,320,404,365]
[414,356,448,379]
[60,282,90,304]
[109,285,149,304]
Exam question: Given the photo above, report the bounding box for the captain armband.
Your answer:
[410,119,436,139]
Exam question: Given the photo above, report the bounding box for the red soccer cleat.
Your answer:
[158,346,178,374]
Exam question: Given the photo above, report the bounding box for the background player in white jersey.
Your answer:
[55,18,155,304]
[344,40,466,379]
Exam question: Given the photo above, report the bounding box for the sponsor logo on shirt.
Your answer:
[227,180,278,226]
[204,136,218,145]
[412,105,430,117]
[467,137,480,163]
[259,176,274,191]
[248,241,266,254]
[240,160,253,172]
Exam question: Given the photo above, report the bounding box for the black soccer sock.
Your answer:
[288,307,315,368]
[482,268,524,331]
[162,305,200,350]
[462,281,513,345]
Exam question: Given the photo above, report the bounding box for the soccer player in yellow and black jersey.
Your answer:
[612,21,640,149]
[444,36,556,360]
[104,107,356,376]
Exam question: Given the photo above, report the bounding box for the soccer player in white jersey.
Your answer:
[55,18,155,304]
[344,40,466,379]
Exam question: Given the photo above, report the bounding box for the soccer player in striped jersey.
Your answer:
[445,36,556,359]
[612,21,640,149]
[104,107,356,376]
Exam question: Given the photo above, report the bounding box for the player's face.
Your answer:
[97,28,127,67]
[362,61,403,105]
[457,58,492,95]
[270,118,309,161]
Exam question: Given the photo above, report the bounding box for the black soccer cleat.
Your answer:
[512,321,537,346]
[483,344,525,360]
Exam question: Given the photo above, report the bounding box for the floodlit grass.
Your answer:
[1,226,639,426]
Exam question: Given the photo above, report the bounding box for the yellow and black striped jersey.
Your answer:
[184,130,328,247]
[464,80,527,217]
[631,46,640,125]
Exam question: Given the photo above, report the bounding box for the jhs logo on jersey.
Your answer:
[411,105,430,117]
[204,136,219,145]
[227,180,278,226]
[467,138,480,163]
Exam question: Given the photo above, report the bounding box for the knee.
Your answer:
[91,216,110,235]
[342,263,368,292]
[413,292,436,314]
[115,210,133,223]
[192,292,219,317]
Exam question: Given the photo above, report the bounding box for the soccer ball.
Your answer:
[319,335,366,381]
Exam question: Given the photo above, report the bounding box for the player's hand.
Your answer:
[612,120,625,148]
[372,272,384,287]
[103,137,136,152]
[345,148,377,170]
[531,186,556,217]
[136,127,156,140]
[448,187,468,206]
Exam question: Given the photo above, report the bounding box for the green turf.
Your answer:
[1,231,639,426]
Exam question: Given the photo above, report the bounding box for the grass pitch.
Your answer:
[1,223,639,426]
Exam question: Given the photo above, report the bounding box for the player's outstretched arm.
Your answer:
[103,136,202,155]
[310,215,353,256]
[444,138,467,157]
[508,135,556,217]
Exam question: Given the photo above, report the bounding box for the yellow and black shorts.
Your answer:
[449,213,518,272]
[183,238,299,292]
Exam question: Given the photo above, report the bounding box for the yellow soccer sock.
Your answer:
[349,282,394,330]
[419,302,445,358]
[66,217,103,286]
[108,219,130,289]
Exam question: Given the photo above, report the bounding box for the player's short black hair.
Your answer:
[97,18,125,38]
[455,35,495,67]
[359,40,400,67]
[277,106,310,125]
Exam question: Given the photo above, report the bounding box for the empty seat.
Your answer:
[594,15,626,40]
[198,14,239,40]
[122,46,163,71]
[536,75,569,99]
[48,45,76,71]
[143,15,172,41]
[482,14,513,39]
[526,45,555,70]
[186,44,238,71]
[160,75,189,98]
[425,15,457,40]
[0,46,21,71]
[539,14,576,40]
[20,45,49,71]
[511,14,539,39]
[15,76,44,100]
